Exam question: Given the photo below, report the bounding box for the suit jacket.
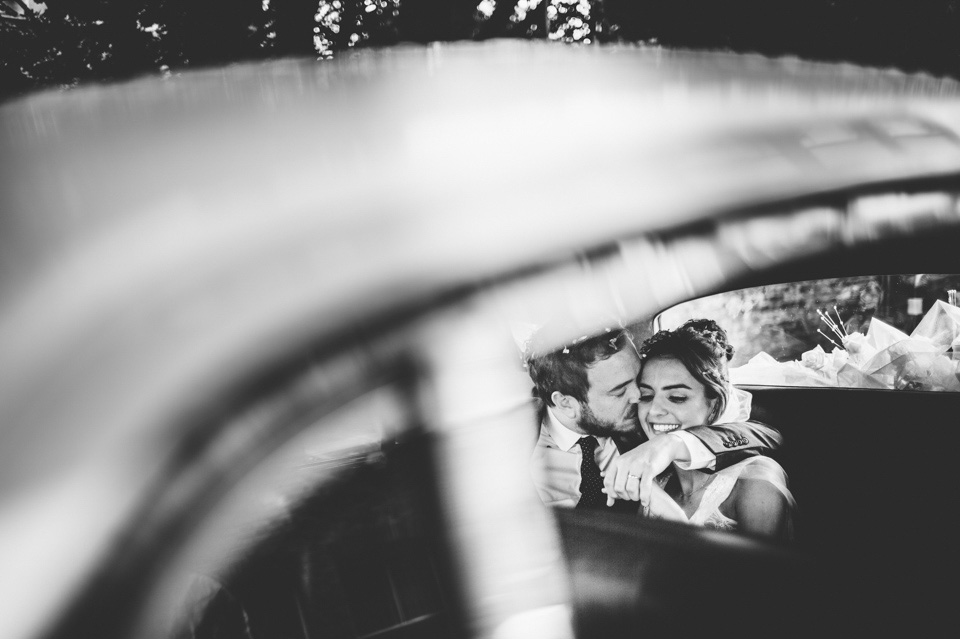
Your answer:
[533,399,782,471]
[611,419,782,471]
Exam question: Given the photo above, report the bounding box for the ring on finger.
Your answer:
[627,474,640,481]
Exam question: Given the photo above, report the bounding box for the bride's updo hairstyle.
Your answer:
[638,319,735,425]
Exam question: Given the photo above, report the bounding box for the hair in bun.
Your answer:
[677,318,735,362]
[638,318,733,424]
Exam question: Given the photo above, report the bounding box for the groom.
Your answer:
[525,327,781,513]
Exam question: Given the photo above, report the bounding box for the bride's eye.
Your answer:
[638,395,653,403]
[669,395,688,404]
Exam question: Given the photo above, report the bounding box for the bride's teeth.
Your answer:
[653,423,679,432]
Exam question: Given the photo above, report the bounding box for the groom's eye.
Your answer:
[638,395,653,403]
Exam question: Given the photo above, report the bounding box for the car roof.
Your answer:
[3,41,960,302]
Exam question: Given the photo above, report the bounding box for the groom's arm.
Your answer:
[677,420,783,472]
[602,420,782,507]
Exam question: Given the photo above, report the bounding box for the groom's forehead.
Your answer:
[586,348,640,392]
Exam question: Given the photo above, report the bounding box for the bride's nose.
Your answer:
[650,398,669,415]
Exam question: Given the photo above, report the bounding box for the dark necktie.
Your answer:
[576,436,638,514]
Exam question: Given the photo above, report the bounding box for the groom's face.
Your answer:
[577,347,642,438]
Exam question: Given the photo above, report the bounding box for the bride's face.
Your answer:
[637,356,715,440]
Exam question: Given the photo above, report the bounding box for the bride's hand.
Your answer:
[602,434,689,512]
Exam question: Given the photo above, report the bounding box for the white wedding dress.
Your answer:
[648,456,796,537]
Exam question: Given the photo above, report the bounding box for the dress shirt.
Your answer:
[529,408,716,508]
[673,430,717,472]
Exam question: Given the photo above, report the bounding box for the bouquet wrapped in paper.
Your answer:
[840,330,877,367]
[863,301,960,391]
[731,301,960,391]
[912,299,960,348]
[800,344,850,384]
[731,351,836,387]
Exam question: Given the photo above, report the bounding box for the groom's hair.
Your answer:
[525,328,631,406]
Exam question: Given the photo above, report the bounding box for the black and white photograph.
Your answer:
[2,2,960,638]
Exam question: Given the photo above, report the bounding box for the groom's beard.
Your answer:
[578,405,631,439]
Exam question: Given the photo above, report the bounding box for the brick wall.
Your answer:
[643,274,960,366]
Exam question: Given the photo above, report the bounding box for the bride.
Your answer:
[638,319,795,540]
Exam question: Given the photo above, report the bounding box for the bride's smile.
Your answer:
[638,356,716,440]
[649,422,682,434]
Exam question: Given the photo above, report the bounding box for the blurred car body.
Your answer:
[1,40,960,639]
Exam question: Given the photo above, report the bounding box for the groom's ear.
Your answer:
[551,391,581,421]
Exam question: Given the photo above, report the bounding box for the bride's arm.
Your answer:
[730,478,792,540]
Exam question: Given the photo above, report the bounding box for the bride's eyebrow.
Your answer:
[663,384,692,390]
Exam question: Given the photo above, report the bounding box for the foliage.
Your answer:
[4,1,960,103]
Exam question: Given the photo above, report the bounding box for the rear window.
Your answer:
[657,274,960,391]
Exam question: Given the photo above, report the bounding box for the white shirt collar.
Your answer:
[546,407,594,452]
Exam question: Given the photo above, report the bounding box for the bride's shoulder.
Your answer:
[725,473,789,525]
[727,456,795,512]
[727,455,788,481]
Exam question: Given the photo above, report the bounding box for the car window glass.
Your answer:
[658,275,960,391]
